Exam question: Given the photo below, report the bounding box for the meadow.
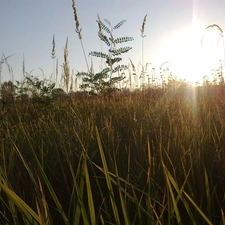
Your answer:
[0,83,225,224]
[1,1,225,224]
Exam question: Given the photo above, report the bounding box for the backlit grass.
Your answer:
[0,85,225,224]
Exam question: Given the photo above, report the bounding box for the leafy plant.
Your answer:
[13,76,56,104]
[77,15,134,95]
[0,80,16,104]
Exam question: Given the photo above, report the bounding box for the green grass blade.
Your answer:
[162,162,182,224]
[92,161,156,221]
[83,158,96,225]
[11,136,70,225]
[113,153,130,225]
[167,164,197,224]
[95,126,121,225]
[204,167,212,220]
[74,161,89,225]
[183,191,213,225]
[0,181,39,225]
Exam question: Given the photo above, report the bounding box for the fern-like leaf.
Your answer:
[98,32,110,46]
[76,71,89,77]
[111,76,125,82]
[109,47,132,56]
[92,68,111,81]
[106,57,122,65]
[96,20,111,33]
[83,77,92,82]
[89,51,108,59]
[100,67,111,74]
[113,20,126,30]
[93,72,106,81]
[113,65,128,73]
[114,37,134,44]
[103,19,112,28]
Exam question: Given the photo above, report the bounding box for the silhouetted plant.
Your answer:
[51,87,66,100]
[13,76,56,104]
[77,15,134,95]
[0,54,14,84]
[0,80,16,106]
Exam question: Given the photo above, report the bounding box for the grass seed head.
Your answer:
[141,14,147,37]
[72,0,82,39]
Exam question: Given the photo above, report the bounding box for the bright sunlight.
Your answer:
[164,22,225,85]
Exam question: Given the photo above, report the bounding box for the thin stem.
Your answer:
[80,39,90,74]
[71,0,89,74]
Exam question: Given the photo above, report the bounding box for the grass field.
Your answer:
[0,1,225,223]
[0,84,225,224]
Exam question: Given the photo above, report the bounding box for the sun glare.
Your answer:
[172,23,225,85]
[160,22,225,85]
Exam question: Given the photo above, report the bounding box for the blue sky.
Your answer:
[1,0,225,85]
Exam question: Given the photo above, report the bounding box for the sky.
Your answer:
[1,0,225,87]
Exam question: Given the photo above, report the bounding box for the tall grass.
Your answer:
[0,1,225,224]
[0,85,225,224]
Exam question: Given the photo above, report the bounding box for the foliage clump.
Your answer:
[77,16,134,95]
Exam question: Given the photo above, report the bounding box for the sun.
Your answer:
[169,23,225,85]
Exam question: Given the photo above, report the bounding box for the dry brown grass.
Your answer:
[140,14,147,38]
[63,37,70,92]
[72,0,82,40]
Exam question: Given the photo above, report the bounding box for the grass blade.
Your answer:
[95,126,121,225]
[183,191,213,225]
[162,161,182,224]
[83,157,96,225]
[0,181,39,225]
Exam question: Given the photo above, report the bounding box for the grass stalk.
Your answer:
[95,126,121,225]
